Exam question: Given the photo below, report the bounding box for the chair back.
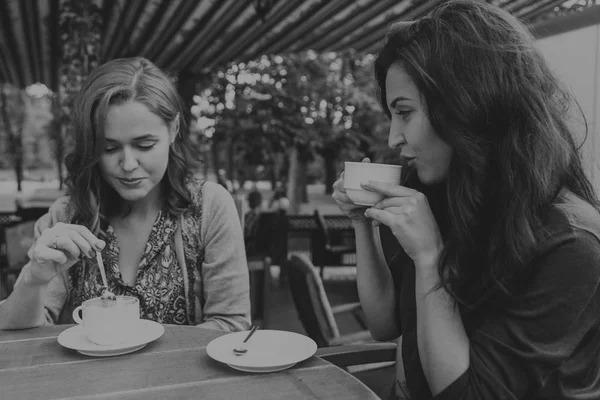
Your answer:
[284,254,340,347]
[313,209,332,248]
[249,211,288,265]
[247,256,272,328]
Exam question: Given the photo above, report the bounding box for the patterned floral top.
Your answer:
[68,207,189,325]
[14,179,251,331]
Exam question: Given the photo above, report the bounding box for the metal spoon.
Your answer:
[96,251,116,301]
[233,325,259,355]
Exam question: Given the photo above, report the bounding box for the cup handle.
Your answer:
[72,306,84,325]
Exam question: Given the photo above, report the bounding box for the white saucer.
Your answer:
[207,329,317,373]
[57,319,164,357]
[226,362,297,373]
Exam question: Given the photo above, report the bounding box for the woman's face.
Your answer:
[100,101,175,204]
[385,63,453,185]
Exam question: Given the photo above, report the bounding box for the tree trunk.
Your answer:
[0,88,24,191]
[287,147,299,214]
[286,146,308,215]
[226,136,235,193]
[323,147,337,195]
[210,139,223,185]
[57,124,66,189]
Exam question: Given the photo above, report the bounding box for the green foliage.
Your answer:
[193,50,388,185]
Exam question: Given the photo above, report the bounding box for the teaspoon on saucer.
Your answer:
[233,325,259,356]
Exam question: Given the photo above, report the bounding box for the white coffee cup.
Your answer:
[344,161,402,206]
[72,296,140,346]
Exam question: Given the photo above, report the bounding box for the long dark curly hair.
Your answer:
[65,57,198,238]
[374,0,599,309]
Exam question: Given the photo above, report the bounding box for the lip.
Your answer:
[400,155,416,163]
[118,178,144,186]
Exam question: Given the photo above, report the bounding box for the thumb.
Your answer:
[362,157,371,163]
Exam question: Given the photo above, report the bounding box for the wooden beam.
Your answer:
[0,48,13,84]
[0,1,26,87]
[144,0,199,61]
[332,0,442,53]
[104,0,135,60]
[49,0,61,92]
[293,0,396,53]
[163,0,246,72]
[126,0,171,57]
[263,0,349,56]
[159,0,228,70]
[179,0,251,72]
[202,0,304,72]
[101,0,117,38]
[19,0,43,84]
[532,4,600,39]
[111,0,148,57]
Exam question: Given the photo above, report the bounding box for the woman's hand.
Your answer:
[27,223,105,285]
[363,181,443,269]
[332,158,371,222]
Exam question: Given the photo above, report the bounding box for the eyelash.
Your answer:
[394,110,411,120]
[104,144,156,153]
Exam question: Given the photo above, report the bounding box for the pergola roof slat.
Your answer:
[110,0,148,58]
[0,0,590,89]
[144,0,200,61]
[256,0,350,58]
[203,0,305,72]
[333,0,443,53]
[294,0,396,53]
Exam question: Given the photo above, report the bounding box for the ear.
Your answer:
[169,113,180,143]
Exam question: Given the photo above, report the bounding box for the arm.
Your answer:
[415,255,469,396]
[354,219,400,341]
[423,230,600,399]
[197,182,251,332]
[0,205,70,330]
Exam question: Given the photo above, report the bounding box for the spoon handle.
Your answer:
[96,251,108,288]
[242,325,259,344]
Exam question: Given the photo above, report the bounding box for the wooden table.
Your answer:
[0,325,380,400]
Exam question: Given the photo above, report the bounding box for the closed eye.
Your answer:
[104,146,119,153]
[394,110,412,121]
[137,143,156,151]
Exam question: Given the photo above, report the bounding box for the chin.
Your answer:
[417,169,446,186]
[116,192,147,202]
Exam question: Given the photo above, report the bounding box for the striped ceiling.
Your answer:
[0,0,590,90]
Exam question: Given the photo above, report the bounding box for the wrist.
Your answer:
[414,251,442,281]
[352,218,371,227]
[21,265,51,288]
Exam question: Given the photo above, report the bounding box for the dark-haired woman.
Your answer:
[0,57,251,332]
[332,1,600,399]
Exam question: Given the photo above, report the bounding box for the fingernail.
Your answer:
[95,241,105,250]
[360,181,369,187]
[88,250,94,258]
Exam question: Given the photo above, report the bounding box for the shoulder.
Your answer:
[201,180,235,205]
[531,190,600,269]
[185,178,233,207]
[539,190,600,245]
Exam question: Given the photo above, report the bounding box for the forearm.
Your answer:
[0,268,48,330]
[354,220,399,341]
[415,259,469,396]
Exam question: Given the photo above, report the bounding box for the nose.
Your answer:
[388,126,406,149]
[120,147,139,172]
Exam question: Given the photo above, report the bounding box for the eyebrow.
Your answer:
[105,134,159,142]
[389,97,412,109]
